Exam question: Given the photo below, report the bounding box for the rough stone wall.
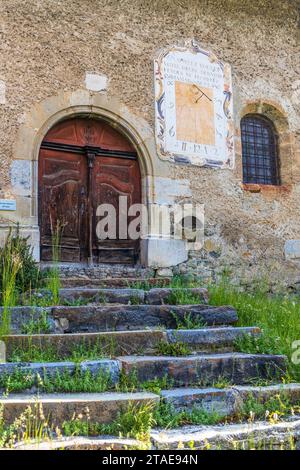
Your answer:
[0,0,299,285]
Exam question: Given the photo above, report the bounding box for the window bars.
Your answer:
[241,115,280,185]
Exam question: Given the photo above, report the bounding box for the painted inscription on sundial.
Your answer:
[155,41,234,168]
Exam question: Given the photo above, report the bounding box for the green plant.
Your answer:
[0,233,24,335]
[21,309,51,334]
[167,290,204,306]
[0,227,40,301]
[170,275,196,288]
[9,343,59,363]
[42,367,112,393]
[153,400,222,429]
[0,367,113,394]
[62,401,156,442]
[129,295,142,305]
[43,219,65,305]
[156,340,191,356]
[0,369,36,394]
[171,311,207,329]
[234,332,282,355]
[209,277,300,382]
[117,369,172,394]
[62,297,92,306]
[240,392,300,422]
[0,402,54,448]
[8,338,115,363]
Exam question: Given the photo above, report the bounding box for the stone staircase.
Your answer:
[0,268,298,450]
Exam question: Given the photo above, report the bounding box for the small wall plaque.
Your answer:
[0,199,17,211]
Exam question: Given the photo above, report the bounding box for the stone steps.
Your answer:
[31,287,209,305]
[2,384,300,445]
[1,303,237,334]
[52,304,238,333]
[4,327,261,359]
[0,351,287,393]
[13,416,300,450]
[151,417,300,450]
[57,277,171,289]
[0,391,159,426]
[119,353,287,386]
[14,437,141,451]
[4,330,166,358]
[161,383,300,417]
[41,264,156,279]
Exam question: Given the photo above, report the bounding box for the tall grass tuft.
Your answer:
[0,229,23,335]
[45,219,65,305]
[208,276,300,382]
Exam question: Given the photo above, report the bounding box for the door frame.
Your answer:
[30,100,159,266]
[12,91,189,268]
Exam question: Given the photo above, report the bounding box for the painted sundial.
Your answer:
[154,40,234,169]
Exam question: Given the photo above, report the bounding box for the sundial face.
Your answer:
[154,41,234,169]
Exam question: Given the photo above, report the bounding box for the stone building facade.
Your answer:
[0,0,299,287]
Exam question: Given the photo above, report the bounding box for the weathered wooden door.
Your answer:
[92,156,141,263]
[38,118,141,264]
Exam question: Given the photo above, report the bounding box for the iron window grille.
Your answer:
[241,114,280,185]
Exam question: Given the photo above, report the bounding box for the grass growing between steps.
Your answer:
[208,279,300,382]
[240,392,300,422]
[8,338,117,363]
[171,311,207,329]
[0,367,113,394]
[153,400,223,428]
[156,340,192,356]
[20,310,51,335]
[61,400,223,443]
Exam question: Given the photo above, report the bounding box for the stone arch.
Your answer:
[236,100,294,187]
[12,89,182,266]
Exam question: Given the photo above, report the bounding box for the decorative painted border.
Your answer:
[154,39,235,169]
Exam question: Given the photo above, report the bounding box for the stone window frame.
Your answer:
[236,100,294,194]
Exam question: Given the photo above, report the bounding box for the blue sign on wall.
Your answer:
[0,199,16,211]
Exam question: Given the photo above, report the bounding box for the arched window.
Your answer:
[241,114,280,185]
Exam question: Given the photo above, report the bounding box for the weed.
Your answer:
[240,392,300,422]
[62,401,156,442]
[0,402,54,448]
[156,340,191,356]
[9,343,59,363]
[62,298,92,307]
[153,400,222,429]
[167,290,204,306]
[171,311,207,329]
[117,369,172,394]
[8,337,115,363]
[129,295,142,305]
[21,309,51,335]
[208,278,300,381]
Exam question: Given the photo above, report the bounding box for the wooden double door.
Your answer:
[38,118,141,264]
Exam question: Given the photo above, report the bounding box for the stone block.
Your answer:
[146,287,209,305]
[118,353,287,386]
[166,326,261,350]
[4,330,167,358]
[80,360,120,384]
[0,392,160,426]
[141,238,188,268]
[161,387,239,417]
[51,304,238,333]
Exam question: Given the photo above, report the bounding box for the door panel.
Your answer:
[92,156,141,264]
[38,149,88,262]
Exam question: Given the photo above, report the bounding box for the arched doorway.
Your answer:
[38,117,141,264]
